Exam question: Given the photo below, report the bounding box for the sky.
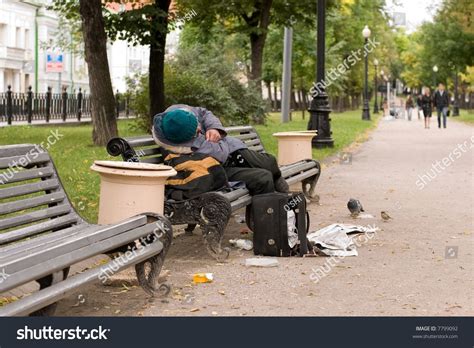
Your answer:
[385,0,442,32]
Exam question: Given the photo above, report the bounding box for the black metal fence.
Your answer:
[0,85,130,125]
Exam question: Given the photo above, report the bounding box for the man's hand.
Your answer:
[206,129,222,143]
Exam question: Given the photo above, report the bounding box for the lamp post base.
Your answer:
[362,100,371,120]
[308,89,334,148]
[373,103,379,114]
[453,105,460,116]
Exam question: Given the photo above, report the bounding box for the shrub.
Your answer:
[127,46,267,132]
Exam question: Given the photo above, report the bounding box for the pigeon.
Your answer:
[381,211,392,222]
[347,198,364,217]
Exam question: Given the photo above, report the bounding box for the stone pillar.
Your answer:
[13,71,21,92]
[0,68,4,92]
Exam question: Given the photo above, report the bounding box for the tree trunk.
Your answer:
[149,0,171,127]
[266,81,273,109]
[79,0,117,146]
[291,85,297,110]
[245,0,272,97]
[299,89,307,120]
[273,84,278,110]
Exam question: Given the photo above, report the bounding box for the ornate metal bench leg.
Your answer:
[198,193,232,261]
[302,161,321,202]
[135,214,173,297]
[30,268,70,316]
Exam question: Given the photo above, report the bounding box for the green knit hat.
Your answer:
[161,109,198,144]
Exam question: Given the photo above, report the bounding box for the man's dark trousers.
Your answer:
[437,107,448,128]
[224,149,282,195]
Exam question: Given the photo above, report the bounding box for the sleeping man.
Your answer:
[152,104,288,195]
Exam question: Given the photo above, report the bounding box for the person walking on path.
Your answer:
[433,83,450,129]
[421,87,432,129]
[416,93,423,120]
[406,95,414,121]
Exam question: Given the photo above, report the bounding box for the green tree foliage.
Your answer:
[400,0,474,89]
[52,0,174,125]
[177,0,318,95]
[127,45,266,132]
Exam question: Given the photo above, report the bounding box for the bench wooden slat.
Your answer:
[124,136,156,148]
[0,240,163,317]
[233,133,259,141]
[0,178,60,200]
[225,126,255,133]
[0,166,55,185]
[248,145,264,152]
[243,138,262,147]
[285,168,320,186]
[0,222,157,293]
[0,215,145,261]
[1,215,148,272]
[219,188,249,202]
[0,214,80,246]
[140,157,163,164]
[279,160,310,172]
[0,144,38,158]
[0,152,51,169]
[281,161,318,179]
[0,222,87,257]
[230,194,252,211]
[0,191,66,215]
[135,147,162,158]
[0,204,71,231]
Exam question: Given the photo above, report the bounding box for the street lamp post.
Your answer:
[362,25,371,121]
[432,65,438,90]
[307,0,333,148]
[380,69,385,111]
[373,58,379,114]
[453,71,460,116]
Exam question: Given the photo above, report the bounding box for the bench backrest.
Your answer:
[107,126,265,164]
[0,144,81,246]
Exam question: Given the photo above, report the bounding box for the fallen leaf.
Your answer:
[190,308,200,312]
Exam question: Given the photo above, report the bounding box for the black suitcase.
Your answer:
[247,192,311,257]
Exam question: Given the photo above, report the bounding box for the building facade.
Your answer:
[0,0,159,94]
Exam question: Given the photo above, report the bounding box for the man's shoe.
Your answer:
[275,177,289,193]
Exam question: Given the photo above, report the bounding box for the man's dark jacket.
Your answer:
[433,90,449,109]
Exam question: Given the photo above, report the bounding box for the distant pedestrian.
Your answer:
[416,93,423,120]
[405,95,414,121]
[421,87,432,129]
[433,83,449,129]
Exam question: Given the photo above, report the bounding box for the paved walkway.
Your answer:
[56,116,473,316]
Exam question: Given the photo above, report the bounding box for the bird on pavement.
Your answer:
[347,198,364,217]
[381,211,392,222]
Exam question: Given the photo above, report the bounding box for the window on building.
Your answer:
[0,24,6,46]
[24,29,30,49]
[16,27,21,48]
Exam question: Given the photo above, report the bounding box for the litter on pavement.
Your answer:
[229,239,253,250]
[245,258,279,267]
[192,273,214,283]
[307,223,379,257]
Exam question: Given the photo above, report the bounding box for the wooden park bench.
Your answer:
[0,144,172,316]
[107,126,321,261]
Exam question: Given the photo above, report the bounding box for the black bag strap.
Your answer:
[294,193,310,256]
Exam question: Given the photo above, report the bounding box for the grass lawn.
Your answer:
[454,109,474,124]
[258,109,379,161]
[0,109,378,222]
